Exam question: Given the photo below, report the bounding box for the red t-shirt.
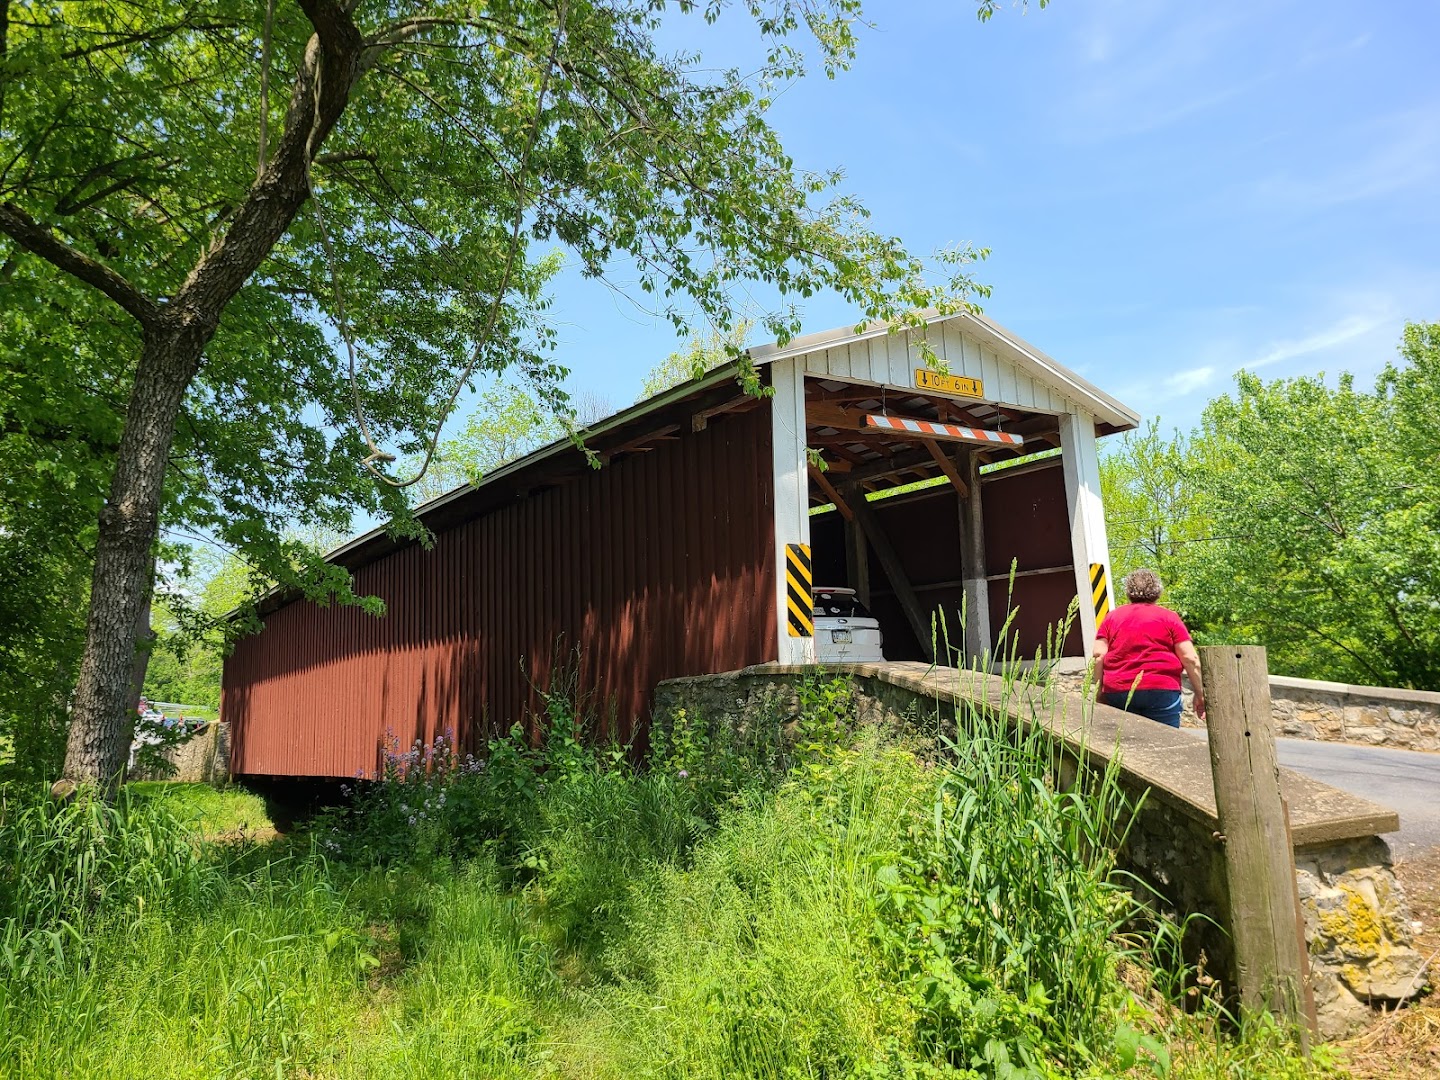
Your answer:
[1096,602,1191,693]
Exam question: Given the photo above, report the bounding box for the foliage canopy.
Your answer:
[1102,323,1440,690]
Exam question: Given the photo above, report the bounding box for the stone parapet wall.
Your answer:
[1052,670,1440,752]
[654,664,1428,1039]
[1269,677,1440,751]
[1296,837,1430,1036]
[129,722,230,784]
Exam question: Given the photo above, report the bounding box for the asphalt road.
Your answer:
[1274,738,1440,856]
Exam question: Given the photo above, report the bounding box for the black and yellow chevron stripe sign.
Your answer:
[785,543,814,638]
[1089,563,1111,623]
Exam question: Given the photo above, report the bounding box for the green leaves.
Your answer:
[637,321,751,402]
[1101,323,1440,690]
[3,2,1002,775]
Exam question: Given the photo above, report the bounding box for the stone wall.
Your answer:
[653,664,1428,1039]
[1296,837,1429,1036]
[1269,677,1440,751]
[129,722,230,784]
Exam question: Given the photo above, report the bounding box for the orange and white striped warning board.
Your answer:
[863,413,1026,447]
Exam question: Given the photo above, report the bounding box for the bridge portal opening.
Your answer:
[801,376,1082,664]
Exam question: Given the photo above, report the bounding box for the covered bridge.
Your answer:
[223,310,1139,778]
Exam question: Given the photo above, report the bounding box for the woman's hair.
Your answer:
[1123,568,1164,603]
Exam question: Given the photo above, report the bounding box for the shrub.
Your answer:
[318,725,544,868]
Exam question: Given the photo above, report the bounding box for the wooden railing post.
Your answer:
[1199,644,1313,1047]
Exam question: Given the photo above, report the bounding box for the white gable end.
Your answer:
[748,310,1139,431]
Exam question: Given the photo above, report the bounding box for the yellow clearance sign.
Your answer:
[914,368,984,399]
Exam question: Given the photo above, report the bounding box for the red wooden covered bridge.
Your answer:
[223,310,1140,778]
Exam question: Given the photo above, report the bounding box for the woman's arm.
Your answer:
[1176,640,1206,718]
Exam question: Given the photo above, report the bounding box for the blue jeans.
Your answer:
[1103,689,1183,728]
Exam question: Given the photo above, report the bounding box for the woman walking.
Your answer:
[1092,569,1205,728]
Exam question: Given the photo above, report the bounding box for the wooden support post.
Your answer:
[1200,645,1312,1047]
[770,358,813,664]
[1059,411,1113,654]
[845,517,871,609]
[844,482,934,662]
[956,449,989,665]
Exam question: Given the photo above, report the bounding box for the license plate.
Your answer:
[831,629,852,644]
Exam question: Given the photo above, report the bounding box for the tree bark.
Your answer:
[129,594,157,715]
[60,329,201,791]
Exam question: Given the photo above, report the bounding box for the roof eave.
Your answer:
[747,308,1140,433]
[320,360,748,567]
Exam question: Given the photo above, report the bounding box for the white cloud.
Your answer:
[1245,313,1387,371]
[1243,105,1440,212]
[1163,365,1217,395]
[1294,31,1371,70]
[1108,300,1405,418]
[1054,2,1271,142]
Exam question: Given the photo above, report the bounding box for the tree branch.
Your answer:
[166,0,362,336]
[0,202,158,327]
[359,14,520,73]
[314,149,377,166]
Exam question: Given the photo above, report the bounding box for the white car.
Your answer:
[812,587,884,663]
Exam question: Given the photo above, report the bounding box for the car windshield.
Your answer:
[812,591,871,618]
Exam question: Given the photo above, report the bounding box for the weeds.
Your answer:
[0,665,1337,1078]
[874,705,1140,1076]
[0,784,219,979]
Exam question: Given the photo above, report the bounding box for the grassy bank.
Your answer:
[1,677,1335,1078]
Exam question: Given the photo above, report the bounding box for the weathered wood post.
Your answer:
[1199,645,1313,1047]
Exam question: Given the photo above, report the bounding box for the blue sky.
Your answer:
[520,0,1438,437]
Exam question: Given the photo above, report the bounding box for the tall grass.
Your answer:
[0,665,1336,1078]
[874,705,1141,1076]
[593,737,932,1078]
[0,785,218,979]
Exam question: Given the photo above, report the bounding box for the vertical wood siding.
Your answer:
[807,463,1081,663]
[800,323,1075,415]
[223,407,776,778]
[981,461,1082,658]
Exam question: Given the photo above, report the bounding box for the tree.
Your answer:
[143,547,256,711]
[2,2,990,789]
[0,276,121,780]
[1098,419,1208,590]
[406,381,615,504]
[1171,324,1440,690]
[637,322,751,401]
[408,380,563,503]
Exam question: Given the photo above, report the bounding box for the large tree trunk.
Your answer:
[130,594,157,714]
[58,331,202,792]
